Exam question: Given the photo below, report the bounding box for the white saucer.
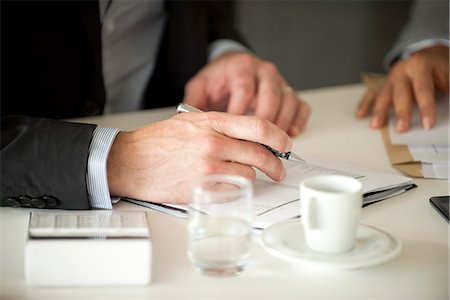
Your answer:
[261,219,402,271]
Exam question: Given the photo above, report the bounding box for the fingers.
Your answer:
[392,78,413,132]
[271,88,297,132]
[365,72,435,132]
[411,70,436,130]
[199,111,293,153]
[204,135,286,181]
[370,84,392,129]
[177,115,287,181]
[253,62,309,135]
[254,62,283,123]
[288,99,310,136]
[231,143,286,182]
[197,159,257,183]
[432,48,450,93]
[356,90,376,119]
[358,47,447,132]
[187,52,311,135]
[226,56,256,115]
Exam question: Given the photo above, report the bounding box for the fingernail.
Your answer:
[289,126,300,137]
[396,119,406,132]
[423,116,433,130]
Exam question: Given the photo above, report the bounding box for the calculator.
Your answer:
[26,210,152,286]
[28,210,150,238]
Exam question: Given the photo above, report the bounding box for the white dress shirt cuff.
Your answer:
[399,38,450,60]
[385,38,450,69]
[208,39,252,61]
[87,127,121,209]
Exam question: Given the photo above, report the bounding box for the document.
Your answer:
[126,154,414,229]
[388,94,449,146]
[408,144,449,163]
[384,94,449,179]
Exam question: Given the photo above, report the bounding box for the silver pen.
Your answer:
[176,103,305,163]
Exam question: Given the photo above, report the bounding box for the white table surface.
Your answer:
[1,84,448,300]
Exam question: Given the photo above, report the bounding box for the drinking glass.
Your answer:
[187,175,253,276]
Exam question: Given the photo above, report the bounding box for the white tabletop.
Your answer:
[1,84,448,300]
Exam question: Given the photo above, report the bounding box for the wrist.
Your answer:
[107,131,129,197]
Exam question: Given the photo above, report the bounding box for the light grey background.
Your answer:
[234,0,412,90]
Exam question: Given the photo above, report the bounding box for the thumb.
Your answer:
[183,76,208,110]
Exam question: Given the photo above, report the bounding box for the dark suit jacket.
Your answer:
[0,0,245,209]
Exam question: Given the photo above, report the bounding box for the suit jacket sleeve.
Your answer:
[1,116,96,209]
[384,0,449,68]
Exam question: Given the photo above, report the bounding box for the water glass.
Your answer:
[187,175,253,276]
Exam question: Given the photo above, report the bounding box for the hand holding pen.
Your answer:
[107,104,300,204]
[177,103,305,163]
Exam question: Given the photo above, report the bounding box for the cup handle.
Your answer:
[303,196,318,231]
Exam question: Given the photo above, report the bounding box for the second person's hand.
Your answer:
[183,51,311,137]
[356,46,449,132]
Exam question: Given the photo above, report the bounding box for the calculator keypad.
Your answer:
[28,211,150,238]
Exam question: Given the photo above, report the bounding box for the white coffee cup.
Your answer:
[300,175,363,254]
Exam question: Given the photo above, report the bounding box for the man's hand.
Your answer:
[356,46,449,132]
[183,52,311,137]
[107,112,292,204]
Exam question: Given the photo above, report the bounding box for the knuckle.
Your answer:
[408,54,427,69]
[205,111,220,121]
[205,111,227,128]
[267,85,282,99]
[202,134,223,154]
[262,61,279,75]
[235,53,254,66]
[198,160,219,176]
[237,85,254,100]
[204,110,221,123]
[233,77,252,89]
[254,117,270,138]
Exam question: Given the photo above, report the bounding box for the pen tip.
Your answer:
[289,152,305,163]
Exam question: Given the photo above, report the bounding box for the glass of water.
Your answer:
[187,174,253,277]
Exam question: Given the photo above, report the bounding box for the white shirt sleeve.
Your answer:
[383,0,449,69]
[398,39,450,61]
[87,127,121,209]
[208,39,252,61]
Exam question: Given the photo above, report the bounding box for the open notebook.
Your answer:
[126,154,415,229]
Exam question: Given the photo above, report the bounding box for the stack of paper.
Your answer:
[127,155,414,229]
[383,94,449,179]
